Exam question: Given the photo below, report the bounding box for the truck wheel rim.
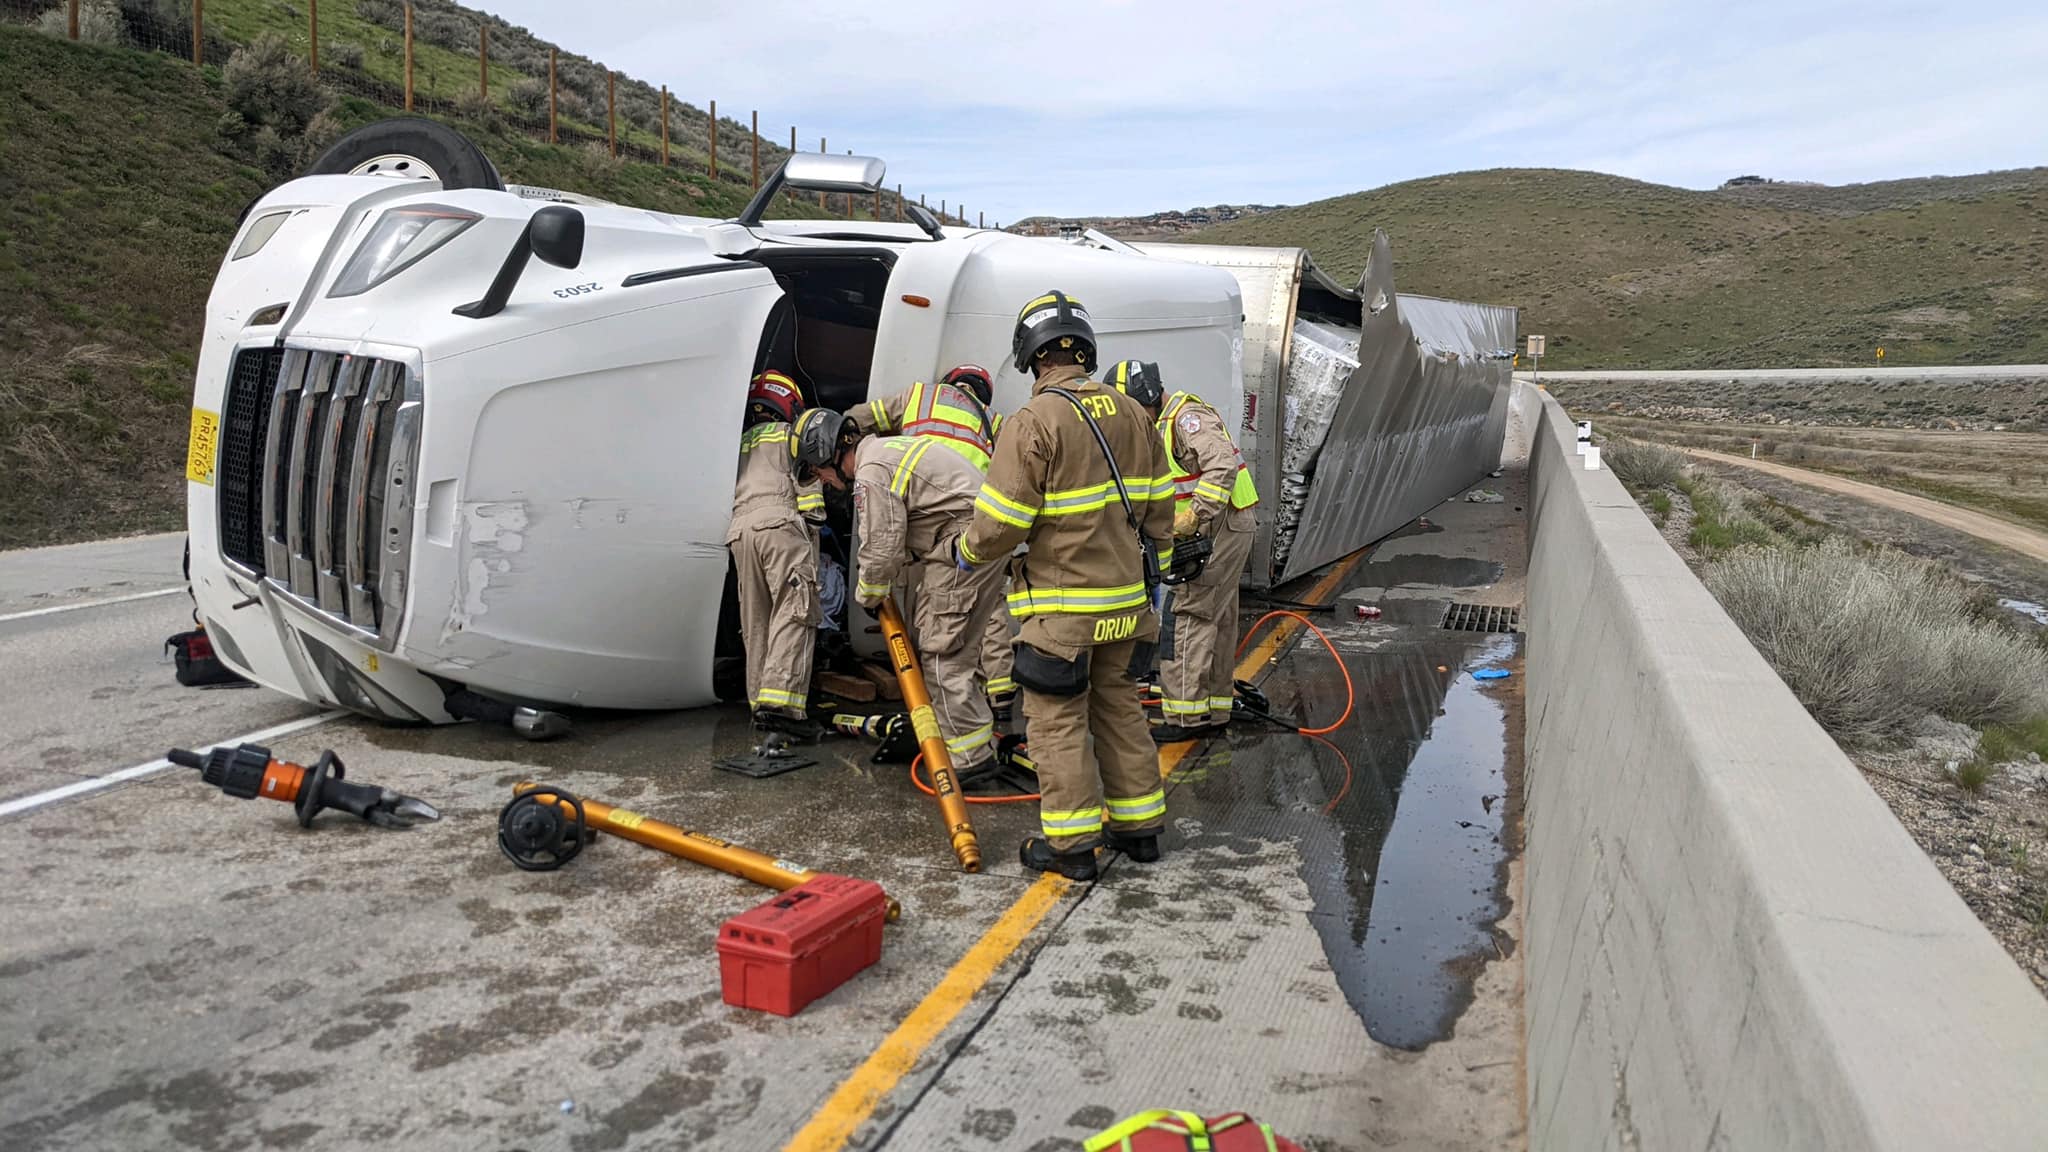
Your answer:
[348,153,439,181]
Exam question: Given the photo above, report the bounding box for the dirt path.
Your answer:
[1685,447,2048,565]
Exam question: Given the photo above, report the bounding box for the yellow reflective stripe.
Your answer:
[752,687,805,708]
[856,579,893,600]
[945,723,994,755]
[1040,807,1103,835]
[1161,697,1210,716]
[891,439,933,497]
[868,397,892,431]
[985,676,1015,695]
[1208,695,1236,710]
[795,492,824,512]
[1039,481,1118,515]
[1143,474,1182,501]
[1105,789,1165,822]
[1006,582,1148,616]
[975,483,1038,528]
[957,536,987,566]
[1194,480,1230,501]
[741,424,789,451]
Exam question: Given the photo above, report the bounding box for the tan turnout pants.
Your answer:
[1023,637,1167,854]
[1159,508,1255,728]
[913,555,1007,771]
[978,580,1016,701]
[732,521,818,718]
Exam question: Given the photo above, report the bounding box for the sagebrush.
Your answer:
[1602,437,1686,489]
[1705,539,2048,743]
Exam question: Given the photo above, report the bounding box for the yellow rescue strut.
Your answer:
[876,594,982,872]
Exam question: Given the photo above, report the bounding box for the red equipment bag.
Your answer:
[1083,1109,1305,1152]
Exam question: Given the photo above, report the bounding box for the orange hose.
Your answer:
[910,753,1040,803]
[1233,610,1355,736]
[910,611,1358,806]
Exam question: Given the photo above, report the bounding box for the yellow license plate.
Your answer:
[186,407,219,486]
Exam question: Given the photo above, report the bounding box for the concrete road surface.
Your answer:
[1683,447,2048,565]
[1,495,1531,1151]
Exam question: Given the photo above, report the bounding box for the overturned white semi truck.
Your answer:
[184,119,1513,724]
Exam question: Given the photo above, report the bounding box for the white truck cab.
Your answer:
[185,121,1246,723]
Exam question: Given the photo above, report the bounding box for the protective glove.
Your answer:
[1172,504,1199,539]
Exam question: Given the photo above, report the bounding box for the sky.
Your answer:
[479,0,2048,224]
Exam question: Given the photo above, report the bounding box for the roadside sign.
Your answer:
[1527,335,1546,357]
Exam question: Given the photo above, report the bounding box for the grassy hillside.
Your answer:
[1181,168,2048,371]
[0,26,855,549]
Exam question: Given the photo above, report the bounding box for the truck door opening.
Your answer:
[718,247,900,702]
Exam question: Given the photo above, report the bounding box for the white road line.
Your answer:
[0,711,348,819]
[0,586,184,623]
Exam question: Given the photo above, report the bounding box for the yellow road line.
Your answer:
[782,874,1071,1151]
[783,547,1366,1151]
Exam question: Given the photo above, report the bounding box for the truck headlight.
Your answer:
[329,204,481,298]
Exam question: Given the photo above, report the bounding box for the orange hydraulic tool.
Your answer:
[876,595,981,872]
[506,783,901,921]
[169,743,440,828]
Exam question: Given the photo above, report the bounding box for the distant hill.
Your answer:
[1009,203,1284,240]
[1179,167,2048,371]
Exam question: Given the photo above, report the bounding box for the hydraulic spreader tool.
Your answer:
[166,743,441,828]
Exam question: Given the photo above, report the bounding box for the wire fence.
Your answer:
[5,0,992,228]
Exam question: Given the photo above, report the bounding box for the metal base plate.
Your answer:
[713,752,820,779]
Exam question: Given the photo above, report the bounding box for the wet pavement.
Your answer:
[0,469,1531,1151]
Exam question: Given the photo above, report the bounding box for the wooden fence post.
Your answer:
[191,0,202,64]
[896,184,903,222]
[659,85,668,165]
[751,111,759,189]
[709,100,718,180]
[67,0,77,39]
[403,3,413,111]
[608,72,617,157]
[819,137,827,209]
[979,211,985,229]
[547,48,556,143]
[308,0,318,71]
[478,24,488,100]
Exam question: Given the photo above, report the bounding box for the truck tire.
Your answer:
[303,118,504,190]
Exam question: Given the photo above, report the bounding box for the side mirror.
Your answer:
[904,202,945,242]
[529,205,584,269]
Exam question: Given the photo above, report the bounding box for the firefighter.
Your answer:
[852,364,1018,720]
[729,371,826,737]
[800,409,1008,778]
[957,291,1177,880]
[850,363,1001,469]
[1108,359,1261,743]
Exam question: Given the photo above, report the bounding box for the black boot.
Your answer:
[752,710,822,742]
[1106,831,1162,863]
[1019,837,1098,881]
[1150,721,1210,744]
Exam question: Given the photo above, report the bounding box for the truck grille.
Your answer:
[218,347,286,573]
[230,347,422,650]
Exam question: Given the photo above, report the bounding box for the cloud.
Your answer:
[480,0,2048,220]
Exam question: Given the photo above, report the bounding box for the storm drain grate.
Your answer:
[1440,602,1521,633]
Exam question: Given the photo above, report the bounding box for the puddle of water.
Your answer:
[2000,598,2048,627]
[1354,636,1514,1049]
[1349,554,1505,592]
[1185,626,1518,1051]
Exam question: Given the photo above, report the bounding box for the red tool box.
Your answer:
[717,874,888,1016]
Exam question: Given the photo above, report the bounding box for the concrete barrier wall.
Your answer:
[1521,390,2048,1149]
